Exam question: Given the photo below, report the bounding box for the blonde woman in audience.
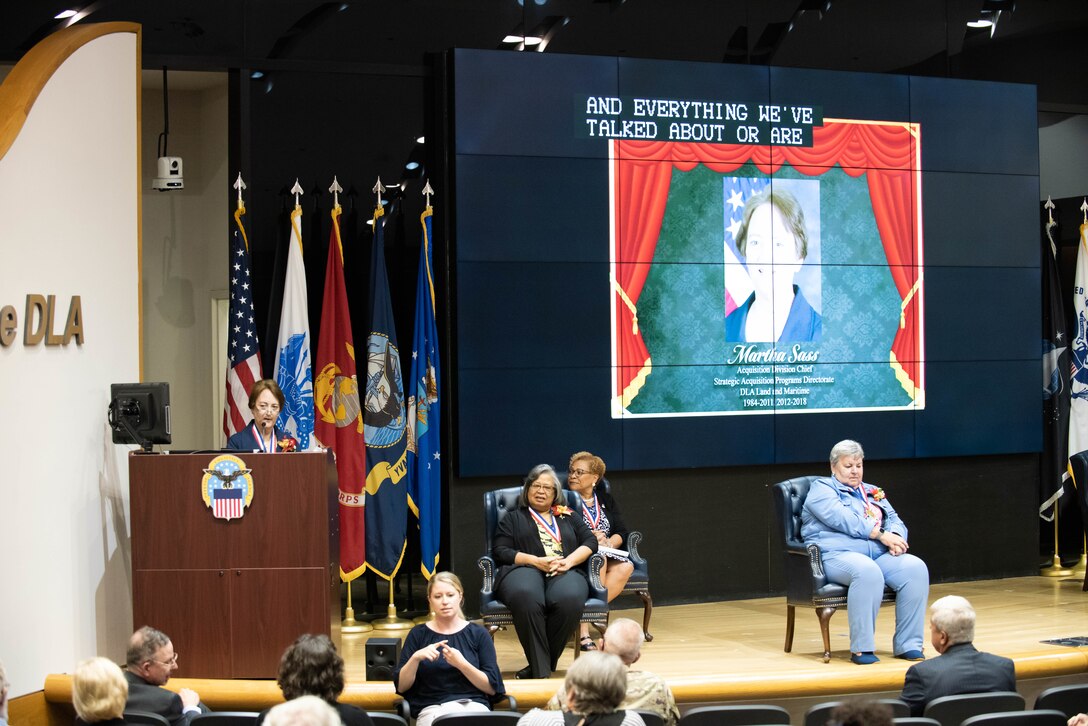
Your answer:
[0,658,9,726]
[264,696,340,726]
[73,657,129,726]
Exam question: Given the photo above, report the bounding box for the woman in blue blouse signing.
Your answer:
[394,572,504,726]
[801,439,929,665]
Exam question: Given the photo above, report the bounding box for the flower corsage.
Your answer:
[551,504,573,517]
[278,436,299,452]
[869,487,886,501]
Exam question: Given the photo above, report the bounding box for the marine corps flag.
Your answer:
[408,205,442,578]
[363,204,409,581]
[315,199,367,581]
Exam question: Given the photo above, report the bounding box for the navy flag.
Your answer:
[407,206,442,578]
[363,205,409,580]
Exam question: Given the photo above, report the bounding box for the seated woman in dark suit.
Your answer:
[226,379,294,452]
[567,451,635,651]
[493,464,598,680]
[256,634,374,726]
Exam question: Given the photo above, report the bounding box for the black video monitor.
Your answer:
[109,382,172,450]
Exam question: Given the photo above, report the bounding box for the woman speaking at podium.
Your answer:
[226,379,294,452]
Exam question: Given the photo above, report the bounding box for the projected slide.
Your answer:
[609,119,923,418]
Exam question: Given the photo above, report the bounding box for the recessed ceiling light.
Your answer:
[55,9,78,19]
[250,70,265,79]
[405,161,420,171]
[502,34,523,44]
[416,135,425,144]
[523,36,543,47]
[967,19,993,28]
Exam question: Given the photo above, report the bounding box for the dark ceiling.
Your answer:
[3,0,1088,110]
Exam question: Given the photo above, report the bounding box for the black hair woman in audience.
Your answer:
[255,634,374,726]
[566,451,635,652]
[493,463,598,679]
[394,571,505,726]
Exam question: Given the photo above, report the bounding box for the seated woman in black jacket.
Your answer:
[256,634,374,726]
[493,463,597,679]
[566,451,635,651]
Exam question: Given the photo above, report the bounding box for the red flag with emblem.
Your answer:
[314,203,367,581]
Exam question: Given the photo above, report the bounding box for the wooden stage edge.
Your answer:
[40,575,1088,715]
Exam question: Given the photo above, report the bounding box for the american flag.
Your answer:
[213,487,245,520]
[223,210,263,439]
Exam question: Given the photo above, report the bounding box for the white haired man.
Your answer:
[900,596,1015,716]
[545,618,679,726]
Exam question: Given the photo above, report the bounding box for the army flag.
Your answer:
[274,201,315,449]
[407,207,442,578]
[224,204,263,438]
[363,206,409,580]
[315,204,367,581]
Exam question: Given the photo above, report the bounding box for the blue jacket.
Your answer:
[725,286,822,343]
[801,475,908,557]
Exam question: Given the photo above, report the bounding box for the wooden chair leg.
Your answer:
[784,604,795,652]
[636,590,654,641]
[816,606,836,663]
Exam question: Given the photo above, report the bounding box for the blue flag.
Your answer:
[363,206,408,580]
[408,208,442,578]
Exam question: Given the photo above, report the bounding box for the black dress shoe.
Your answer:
[515,666,533,679]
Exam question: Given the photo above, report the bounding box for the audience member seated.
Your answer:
[256,634,374,726]
[1,657,9,726]
[124,627,207,726]
[74,657,129,726]
[264,695,340,726]
[899,595,1015,716]
[545,619,678,726]
[567,452,636,652]
[518,652,646,726]
[1068,716,1087,726]
[493,464,598,679]
[394,572,504,726]
[801,439,929,665]
[828,701,894,726]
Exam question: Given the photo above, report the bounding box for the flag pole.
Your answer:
[370,574,413,630]
[341,578,373,633]
[1040,503,1073,577]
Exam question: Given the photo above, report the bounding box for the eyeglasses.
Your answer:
[528,483,554,492]
[151,652,178,667]
[568,468,593,477]
[255,403,281,413]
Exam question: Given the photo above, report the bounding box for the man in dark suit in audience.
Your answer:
[900,595,1016,716]
[124,626,208,726]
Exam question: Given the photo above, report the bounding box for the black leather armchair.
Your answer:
[770,475,895,663]
[477,485,609,652]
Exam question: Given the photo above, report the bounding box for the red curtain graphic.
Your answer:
[611,120,923,410]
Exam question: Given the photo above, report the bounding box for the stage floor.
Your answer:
[338,574,1088,706]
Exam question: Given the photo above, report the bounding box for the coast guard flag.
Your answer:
[274,203,315,449]
[1041,219,1069,520]
[407,207,442,578]
[1069,220,1088,465]
[363,206,409,581]
[223,205,263,438]
[315,205,367,581]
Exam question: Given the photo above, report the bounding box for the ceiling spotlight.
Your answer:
[966,19,993,28]
[416,135,425,144]
[523,35,543,47]
[502,33,524,44]
[405,161,420,171]
[54,9,78,18]
[250,70,265,79]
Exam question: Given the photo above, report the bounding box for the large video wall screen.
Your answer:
[451,50,1040,476]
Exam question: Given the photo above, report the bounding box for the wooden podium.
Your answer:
[130,451,340,678]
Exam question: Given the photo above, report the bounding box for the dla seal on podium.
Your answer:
[201,454,254,521]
